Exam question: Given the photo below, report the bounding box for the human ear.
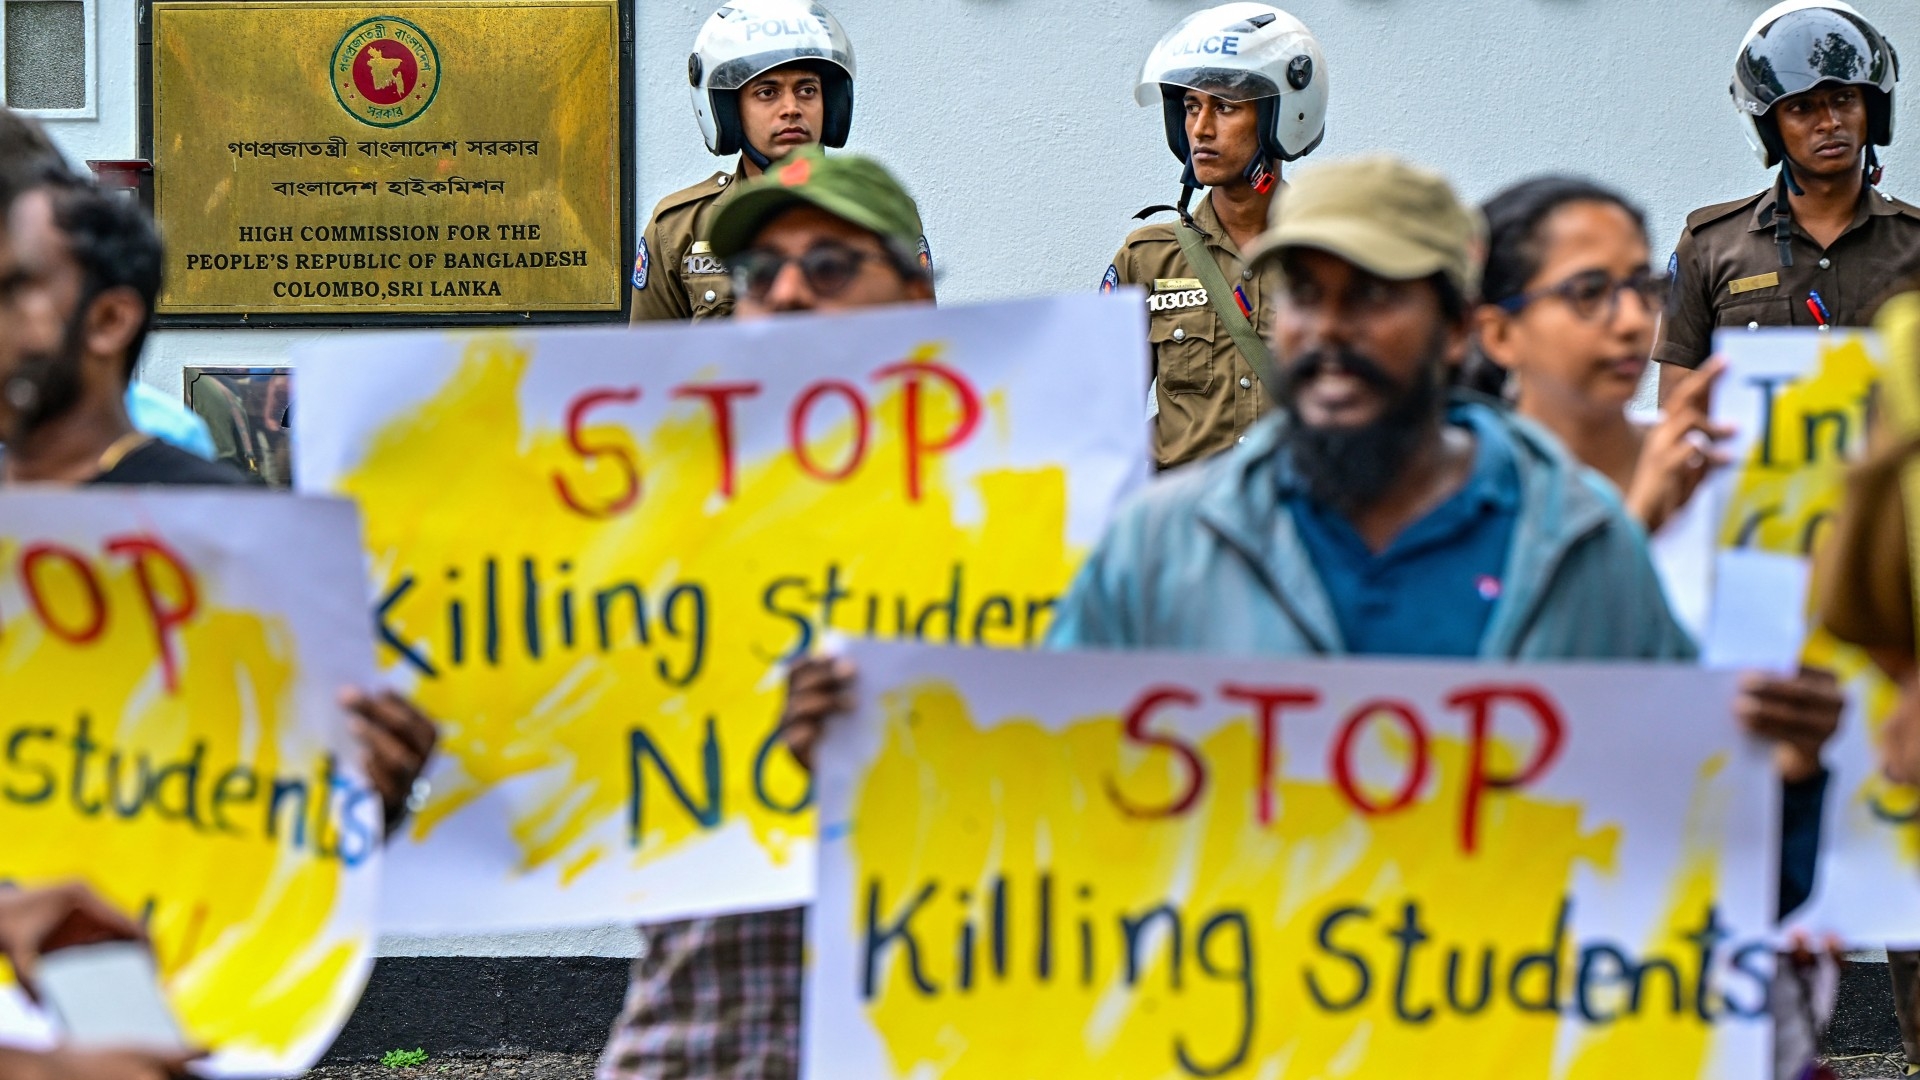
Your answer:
[83,287,145,362]
[1469,304,1521,373]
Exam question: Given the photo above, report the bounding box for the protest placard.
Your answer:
[808,643,1774,1078]
[1668,327,1920,942]
[0,492,379,1075]
[294,294,1148,930]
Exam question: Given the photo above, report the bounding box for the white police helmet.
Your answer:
[1135,3,1328,166]
[1732,0,1898,168]
[689,0,855,159]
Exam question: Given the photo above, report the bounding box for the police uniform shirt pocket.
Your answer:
[1713,294,1797,330]
[1150,309,1217,396]
[682,240,733,318]
[690,280,734,319]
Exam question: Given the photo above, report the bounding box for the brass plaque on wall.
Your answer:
[149,0,626,320]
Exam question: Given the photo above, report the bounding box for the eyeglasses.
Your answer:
[1495,267,1668,323]
[730,242,885,301]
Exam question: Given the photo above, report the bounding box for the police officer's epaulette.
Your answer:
[1875,189,1920,223]
[1682,191,1767,234]
[649,171,732,218]
[1119,218,1184,248]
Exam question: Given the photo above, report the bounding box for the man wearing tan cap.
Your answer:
[779,157,1693,761]
[776,161,1837,1077]
[1045,155,1693,660]
[780,157,1692,772]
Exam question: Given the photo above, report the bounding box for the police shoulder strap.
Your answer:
[1171,222,1281,395]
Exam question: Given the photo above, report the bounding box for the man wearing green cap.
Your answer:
[598,147,930,1080]
[705,145,934,314]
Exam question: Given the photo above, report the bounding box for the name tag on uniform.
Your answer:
[684,241,728,277]
[1153,278,1204,291]
[1728,272,1780,296]
[1147,286,1208,312]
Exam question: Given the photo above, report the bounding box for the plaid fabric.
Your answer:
[597,907,806,1080]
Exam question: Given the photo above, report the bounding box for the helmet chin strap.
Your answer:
[1133,155,1204,233]
[1868,144,1885,186]
[1780,156,1806,197]
[742,141,772,170]
[1134,151,1277,232]
[1774,158,1800,268]
[1243,153,1277,195]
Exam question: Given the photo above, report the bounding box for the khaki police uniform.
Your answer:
[1655,178,1920,368]
[629,164,748,324]
[1105,194,1276,470]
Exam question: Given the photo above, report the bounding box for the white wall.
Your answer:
[638,0,1917,304]
[39,0,1920,955]
[63,0,1911,397]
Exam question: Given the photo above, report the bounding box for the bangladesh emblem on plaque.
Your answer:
[331,15,440,127]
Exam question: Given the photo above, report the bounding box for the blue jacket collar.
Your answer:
[1192,395,1617,657]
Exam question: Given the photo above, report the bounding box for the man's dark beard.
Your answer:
[1277,339,1447,516]
[1,303,89,443]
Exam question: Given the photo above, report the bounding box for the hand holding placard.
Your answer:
[809,644,1775,1079]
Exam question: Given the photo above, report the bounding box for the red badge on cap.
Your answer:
[779,157,812,187]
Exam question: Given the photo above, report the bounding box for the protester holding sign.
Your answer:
[785,159,1696,750]
[0,106,212,464]
[1466,178,1728,532]
[1469,175,1843,875]
[0,884,147,994]
[596,146,935,1080]
[786,157,1693,777]
[0,126,435,830]
[786,159,1716,755]
[0,884,201,1080]
[807,644,1778,1076]
[0,129,436,1070]
[1030,156,1695,658]
[1469,174,1852,1075]
[780,155,1845,899]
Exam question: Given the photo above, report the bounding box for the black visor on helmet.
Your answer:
[1736,7,1896,113]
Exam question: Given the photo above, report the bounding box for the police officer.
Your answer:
[1655,1,1920,379]
[1672,7,1920,1069]
[628,0,857,323]
[1105,3,1327,470]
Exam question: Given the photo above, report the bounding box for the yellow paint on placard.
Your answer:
[845,684,1750,1078]
[1718,333,1876,557]
[1716,336,1920,866]
[0,551,370,1060]
[338,336,1082,881]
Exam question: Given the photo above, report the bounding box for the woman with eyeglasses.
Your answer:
[1472,175,1842,1078]
[1469,176,1730,536]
